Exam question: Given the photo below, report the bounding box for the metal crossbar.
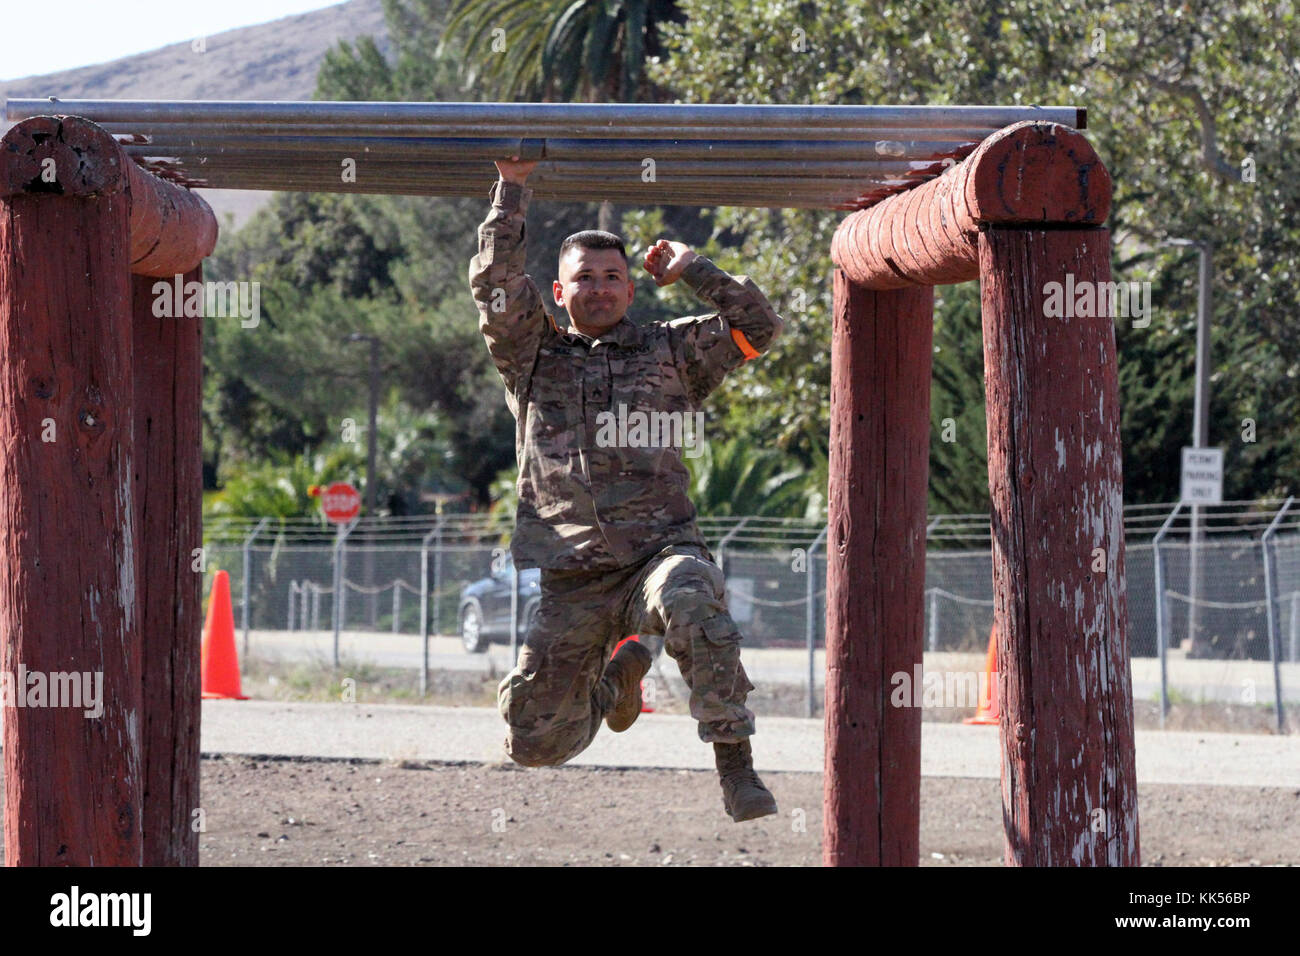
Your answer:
[4,99,1082,210]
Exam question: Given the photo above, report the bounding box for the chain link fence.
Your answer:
[204,498,1299,726]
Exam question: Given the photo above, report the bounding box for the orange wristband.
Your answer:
[730,327,761,361]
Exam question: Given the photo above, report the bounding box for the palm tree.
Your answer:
[205,448,362,521]
[439,0,684,231]
[439,0,682,102]
[684,436,815,519]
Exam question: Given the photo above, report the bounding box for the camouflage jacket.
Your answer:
[468,178,783,571]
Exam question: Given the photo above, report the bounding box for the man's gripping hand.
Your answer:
[643,239,699,287]
[495,155,538,185]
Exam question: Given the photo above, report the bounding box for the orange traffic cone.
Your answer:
[611,635,654,713]
[963,625,999,725]
[201,570,249,699]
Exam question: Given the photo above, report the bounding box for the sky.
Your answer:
[0,0,345,81]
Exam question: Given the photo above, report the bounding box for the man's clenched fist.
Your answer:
[643,239,699,287]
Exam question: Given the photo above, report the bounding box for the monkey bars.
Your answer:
[0,100,1134,871]
[6,99,1082,209]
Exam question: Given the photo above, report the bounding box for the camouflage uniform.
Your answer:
[468,178,783,766]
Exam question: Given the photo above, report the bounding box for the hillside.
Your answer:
[1,0,391,227]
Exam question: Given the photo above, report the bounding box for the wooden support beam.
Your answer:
[1,113,215,866]
[132,269,203,866]
[828,120,1134,866]
[0,161,142,866]
[0,115,216,276]
[978,226,1139,866]
[831,121,1111,289]
[824,273,933,866]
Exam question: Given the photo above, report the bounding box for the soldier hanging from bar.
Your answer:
[468,155,784,822]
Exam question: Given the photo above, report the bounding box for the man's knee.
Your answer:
[502,731,571,768]
[501,712,594,767]
[659,575,728,630]
[498,672,592,767]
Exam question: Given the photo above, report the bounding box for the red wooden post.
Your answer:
[979,227,1138,865]
[830,120,1135,865]
[823,273,933,866]
[0,130,142,866]
[133,268,204,866]
[0,115,215,866]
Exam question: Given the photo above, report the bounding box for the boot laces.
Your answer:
[722,761,763,782]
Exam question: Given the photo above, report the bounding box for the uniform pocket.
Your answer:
[531,347,581,434]
[691,615,742,698]
[701,616,738,646]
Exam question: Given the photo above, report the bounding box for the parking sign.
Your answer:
[1180,447,1223,504]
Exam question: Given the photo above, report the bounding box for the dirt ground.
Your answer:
[2,658,1294,866]
[4,757,1290,867]
[198,758,1299,866]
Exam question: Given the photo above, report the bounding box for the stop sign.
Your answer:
[320,482,361,523]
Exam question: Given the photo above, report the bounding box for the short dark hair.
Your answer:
[558,230,628,270]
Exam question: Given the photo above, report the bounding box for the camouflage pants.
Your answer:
[497,543,756,767]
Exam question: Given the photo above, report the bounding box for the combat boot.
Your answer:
[714,738,778,822]
[603,639,653,732]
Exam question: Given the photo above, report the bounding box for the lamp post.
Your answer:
[1163,238,1214,654]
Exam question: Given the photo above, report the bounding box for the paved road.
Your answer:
[200,699,1300,787]
[246,629,1300,705]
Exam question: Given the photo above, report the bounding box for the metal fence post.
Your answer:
[1152,503,1182,729]
[1290,591,1299,664]
[925,517,942,653]
[927,590,938,652]
[287,581,298,631]
[1261,497,1293,733]
[241,516,270,657]
[332,517,356,668]
[340,532,349,641]
[433,518,445,637]
[1188,503,1202,656]
[419,518,443,697]
[716,516,749,575]
[392,583,401,634]
[805,526,829,718]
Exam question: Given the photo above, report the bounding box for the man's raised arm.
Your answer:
[679,256,783,356]
[468,162,546,407]
[652,244,784,406]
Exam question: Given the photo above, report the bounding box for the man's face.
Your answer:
[553,246,634,334]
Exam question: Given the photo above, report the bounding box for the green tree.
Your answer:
[205,448,361,521]
[647,0,1300,508]
[929,285,991,515]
